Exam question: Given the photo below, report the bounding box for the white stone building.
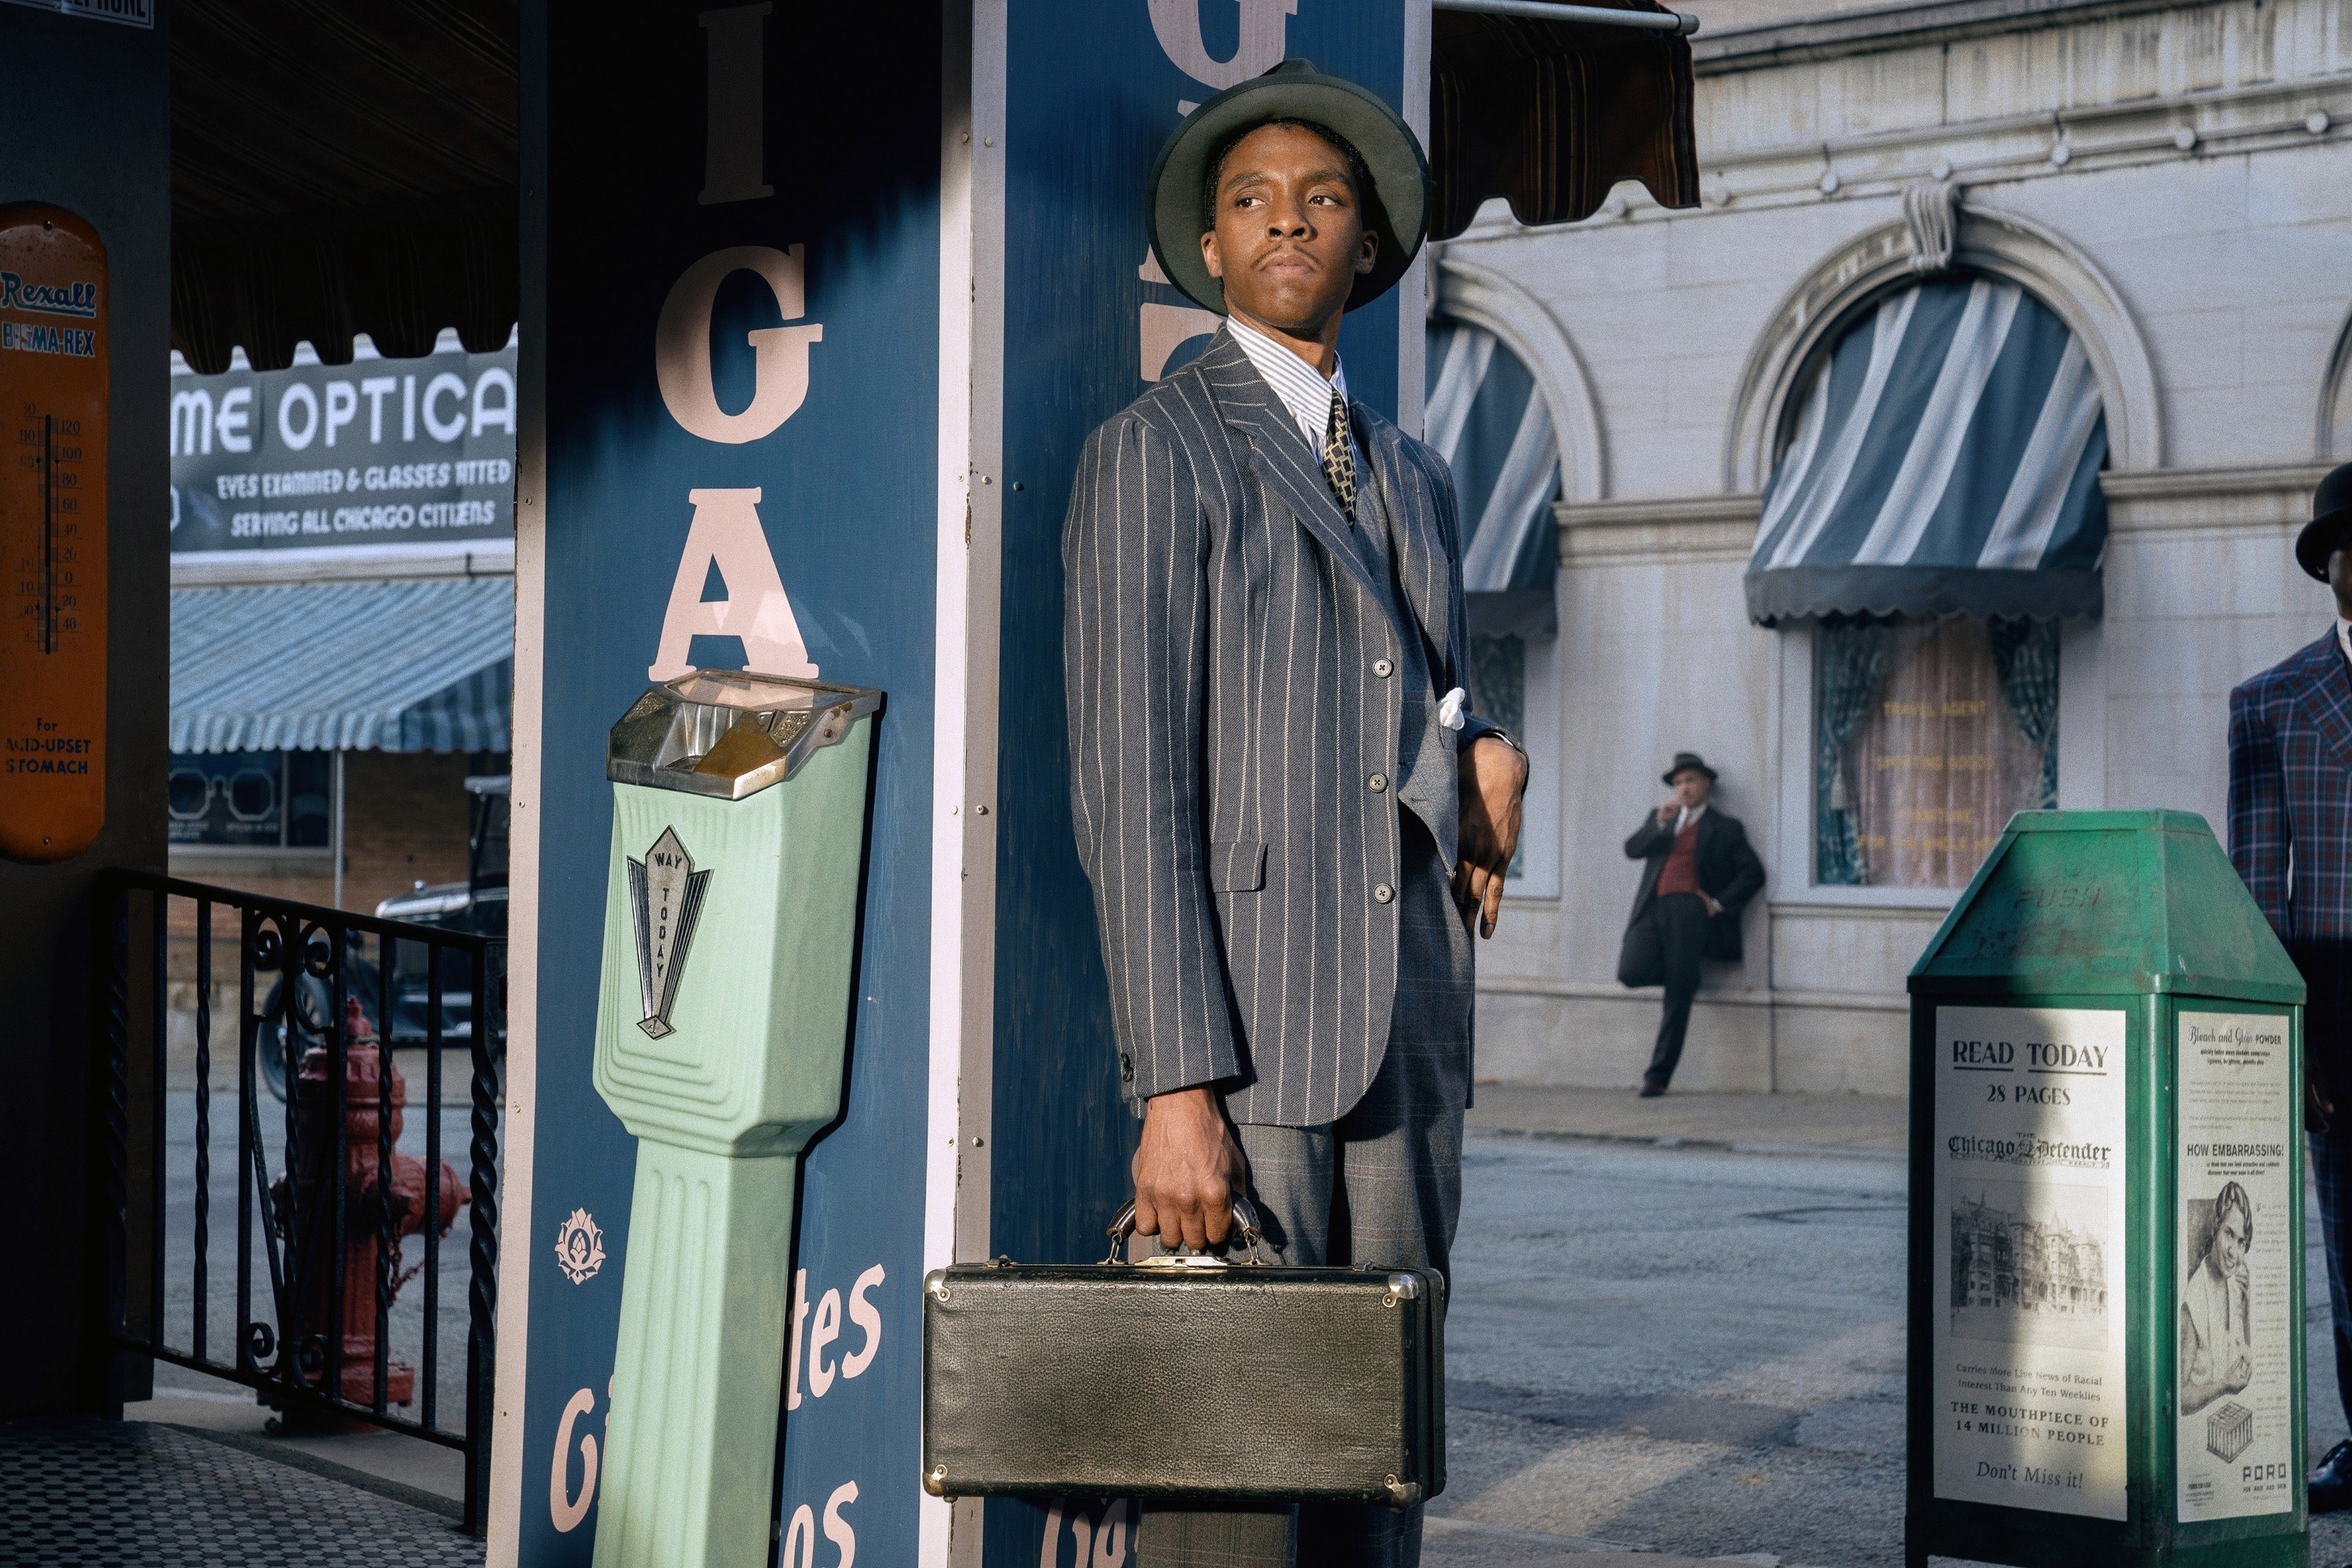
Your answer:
[1436,0,2352,1094]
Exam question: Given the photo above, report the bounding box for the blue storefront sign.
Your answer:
[522,9,942,1565]
[988,5,1406,1564]
[513,5,1406,1566]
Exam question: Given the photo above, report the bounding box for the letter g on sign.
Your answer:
[1146,0,1295,90]
[655,245,824,443]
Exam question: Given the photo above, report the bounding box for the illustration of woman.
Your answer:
[2180,1180,2254,1415]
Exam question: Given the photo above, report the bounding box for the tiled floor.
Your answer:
[0,1418,482,1567]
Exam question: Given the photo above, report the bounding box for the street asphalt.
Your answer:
[1439,1115,2352,1568]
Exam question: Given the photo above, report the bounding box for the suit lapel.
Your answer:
[2285,630,2352,777]
[1200,332,1392,612]
[1358,406,1453,671]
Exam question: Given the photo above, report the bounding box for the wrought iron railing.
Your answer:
[93,870,503,1534]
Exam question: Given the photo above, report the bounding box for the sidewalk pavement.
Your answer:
[125,1371,466,1515]
[1466,1083,1906,1159]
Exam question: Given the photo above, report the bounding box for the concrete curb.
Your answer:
[1468,1126,1906,1163]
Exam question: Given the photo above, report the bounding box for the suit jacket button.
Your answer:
[1368,772,1388,793]
[1373,883,1395,904]
[1373,658,1394,678]
[1120,1053,1134,1080]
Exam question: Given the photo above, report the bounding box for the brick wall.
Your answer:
[166,750,495,915]
[160,750,502,1070]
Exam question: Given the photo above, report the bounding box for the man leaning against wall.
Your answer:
[1617,752,1766,1096]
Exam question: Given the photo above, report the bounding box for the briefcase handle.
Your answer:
[1102,1196,1269,1266]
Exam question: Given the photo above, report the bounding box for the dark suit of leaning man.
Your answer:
[1061,60,1530,1568]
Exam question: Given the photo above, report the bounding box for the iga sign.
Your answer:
[169,337,517,555]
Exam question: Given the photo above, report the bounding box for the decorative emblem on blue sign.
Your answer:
[627,826,710,1039]
[554,1208,607,1285]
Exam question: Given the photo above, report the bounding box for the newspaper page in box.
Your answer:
[1933,1005,2129,1520]
[2176,1011,2295,1522]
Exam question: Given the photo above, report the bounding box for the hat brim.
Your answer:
[2298,505,2352,581]
[1146,62,1429,317]
[1662,764,1718,785]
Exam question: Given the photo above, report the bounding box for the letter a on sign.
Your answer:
[649,488,818,681]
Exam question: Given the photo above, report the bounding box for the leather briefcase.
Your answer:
[921,1202,1445,1509]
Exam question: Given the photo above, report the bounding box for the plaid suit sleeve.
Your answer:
[2227,680,2291,941]
[1062,413,1242,1101]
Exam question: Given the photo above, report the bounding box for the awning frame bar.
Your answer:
[1435,0,1701,34]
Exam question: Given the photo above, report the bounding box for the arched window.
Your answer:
[1428,318,1561,887]
[1744,274,2108,889]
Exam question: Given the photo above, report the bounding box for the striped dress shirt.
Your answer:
[1224,313,1365,479]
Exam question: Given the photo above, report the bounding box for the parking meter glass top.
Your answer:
[605,666,883,800]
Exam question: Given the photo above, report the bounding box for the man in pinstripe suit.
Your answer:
[1063,62,1528,1566]
[2229,459,2352,1511]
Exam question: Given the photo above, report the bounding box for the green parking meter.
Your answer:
[1906,811,2306,1568]
[589,669,882,1568]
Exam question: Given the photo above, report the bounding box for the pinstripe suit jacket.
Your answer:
[2228,630,2352,1052]
[1064,328,1497,1127]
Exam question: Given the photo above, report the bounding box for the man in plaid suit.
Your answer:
[2227,459,2352,1510]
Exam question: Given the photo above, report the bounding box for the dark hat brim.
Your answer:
[1146,60,1429,317]
[1662,761,1719,785]
[2300,505,2352,581]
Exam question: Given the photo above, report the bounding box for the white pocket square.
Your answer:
[1438,686,1467,731]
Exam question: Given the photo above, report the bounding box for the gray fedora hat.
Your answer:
[2295,461,2352,581]
[1145,59,1430,317]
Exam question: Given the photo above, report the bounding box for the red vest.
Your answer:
[1657,817,1703,897]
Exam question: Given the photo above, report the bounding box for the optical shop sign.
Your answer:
[168,339,517,555]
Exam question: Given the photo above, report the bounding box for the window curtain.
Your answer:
[1988,618,2061,811]
[1815,619,1894,885]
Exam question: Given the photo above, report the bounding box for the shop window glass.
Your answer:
[168,750,332,848]
[1815,616,2057,888]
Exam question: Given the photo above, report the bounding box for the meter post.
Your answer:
[587,668,884,1568]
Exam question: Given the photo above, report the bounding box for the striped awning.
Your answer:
[1745,275,2109,626]
[1427,321,1559,633]
[172,578,514,754]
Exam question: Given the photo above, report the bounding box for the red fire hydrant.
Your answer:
[273,996,466,1410]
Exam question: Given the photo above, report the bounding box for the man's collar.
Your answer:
[1224,314,1347,442]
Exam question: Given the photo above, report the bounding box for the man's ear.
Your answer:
[1356,226,1379,277]
[1202,230,1225,282]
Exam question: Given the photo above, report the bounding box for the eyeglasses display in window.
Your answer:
[166,751,332,848]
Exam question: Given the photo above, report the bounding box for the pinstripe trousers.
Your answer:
[1137,809,1473,1568]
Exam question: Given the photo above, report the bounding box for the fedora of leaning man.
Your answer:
[1061,57,1531,1568]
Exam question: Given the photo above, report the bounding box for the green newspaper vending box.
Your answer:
[1907,811,2307,1568]
[588,670,883,1568]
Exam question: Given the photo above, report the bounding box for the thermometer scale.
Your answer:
[0,204,108,862]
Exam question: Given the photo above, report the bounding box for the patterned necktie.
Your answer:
[1321,390,1356,521]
